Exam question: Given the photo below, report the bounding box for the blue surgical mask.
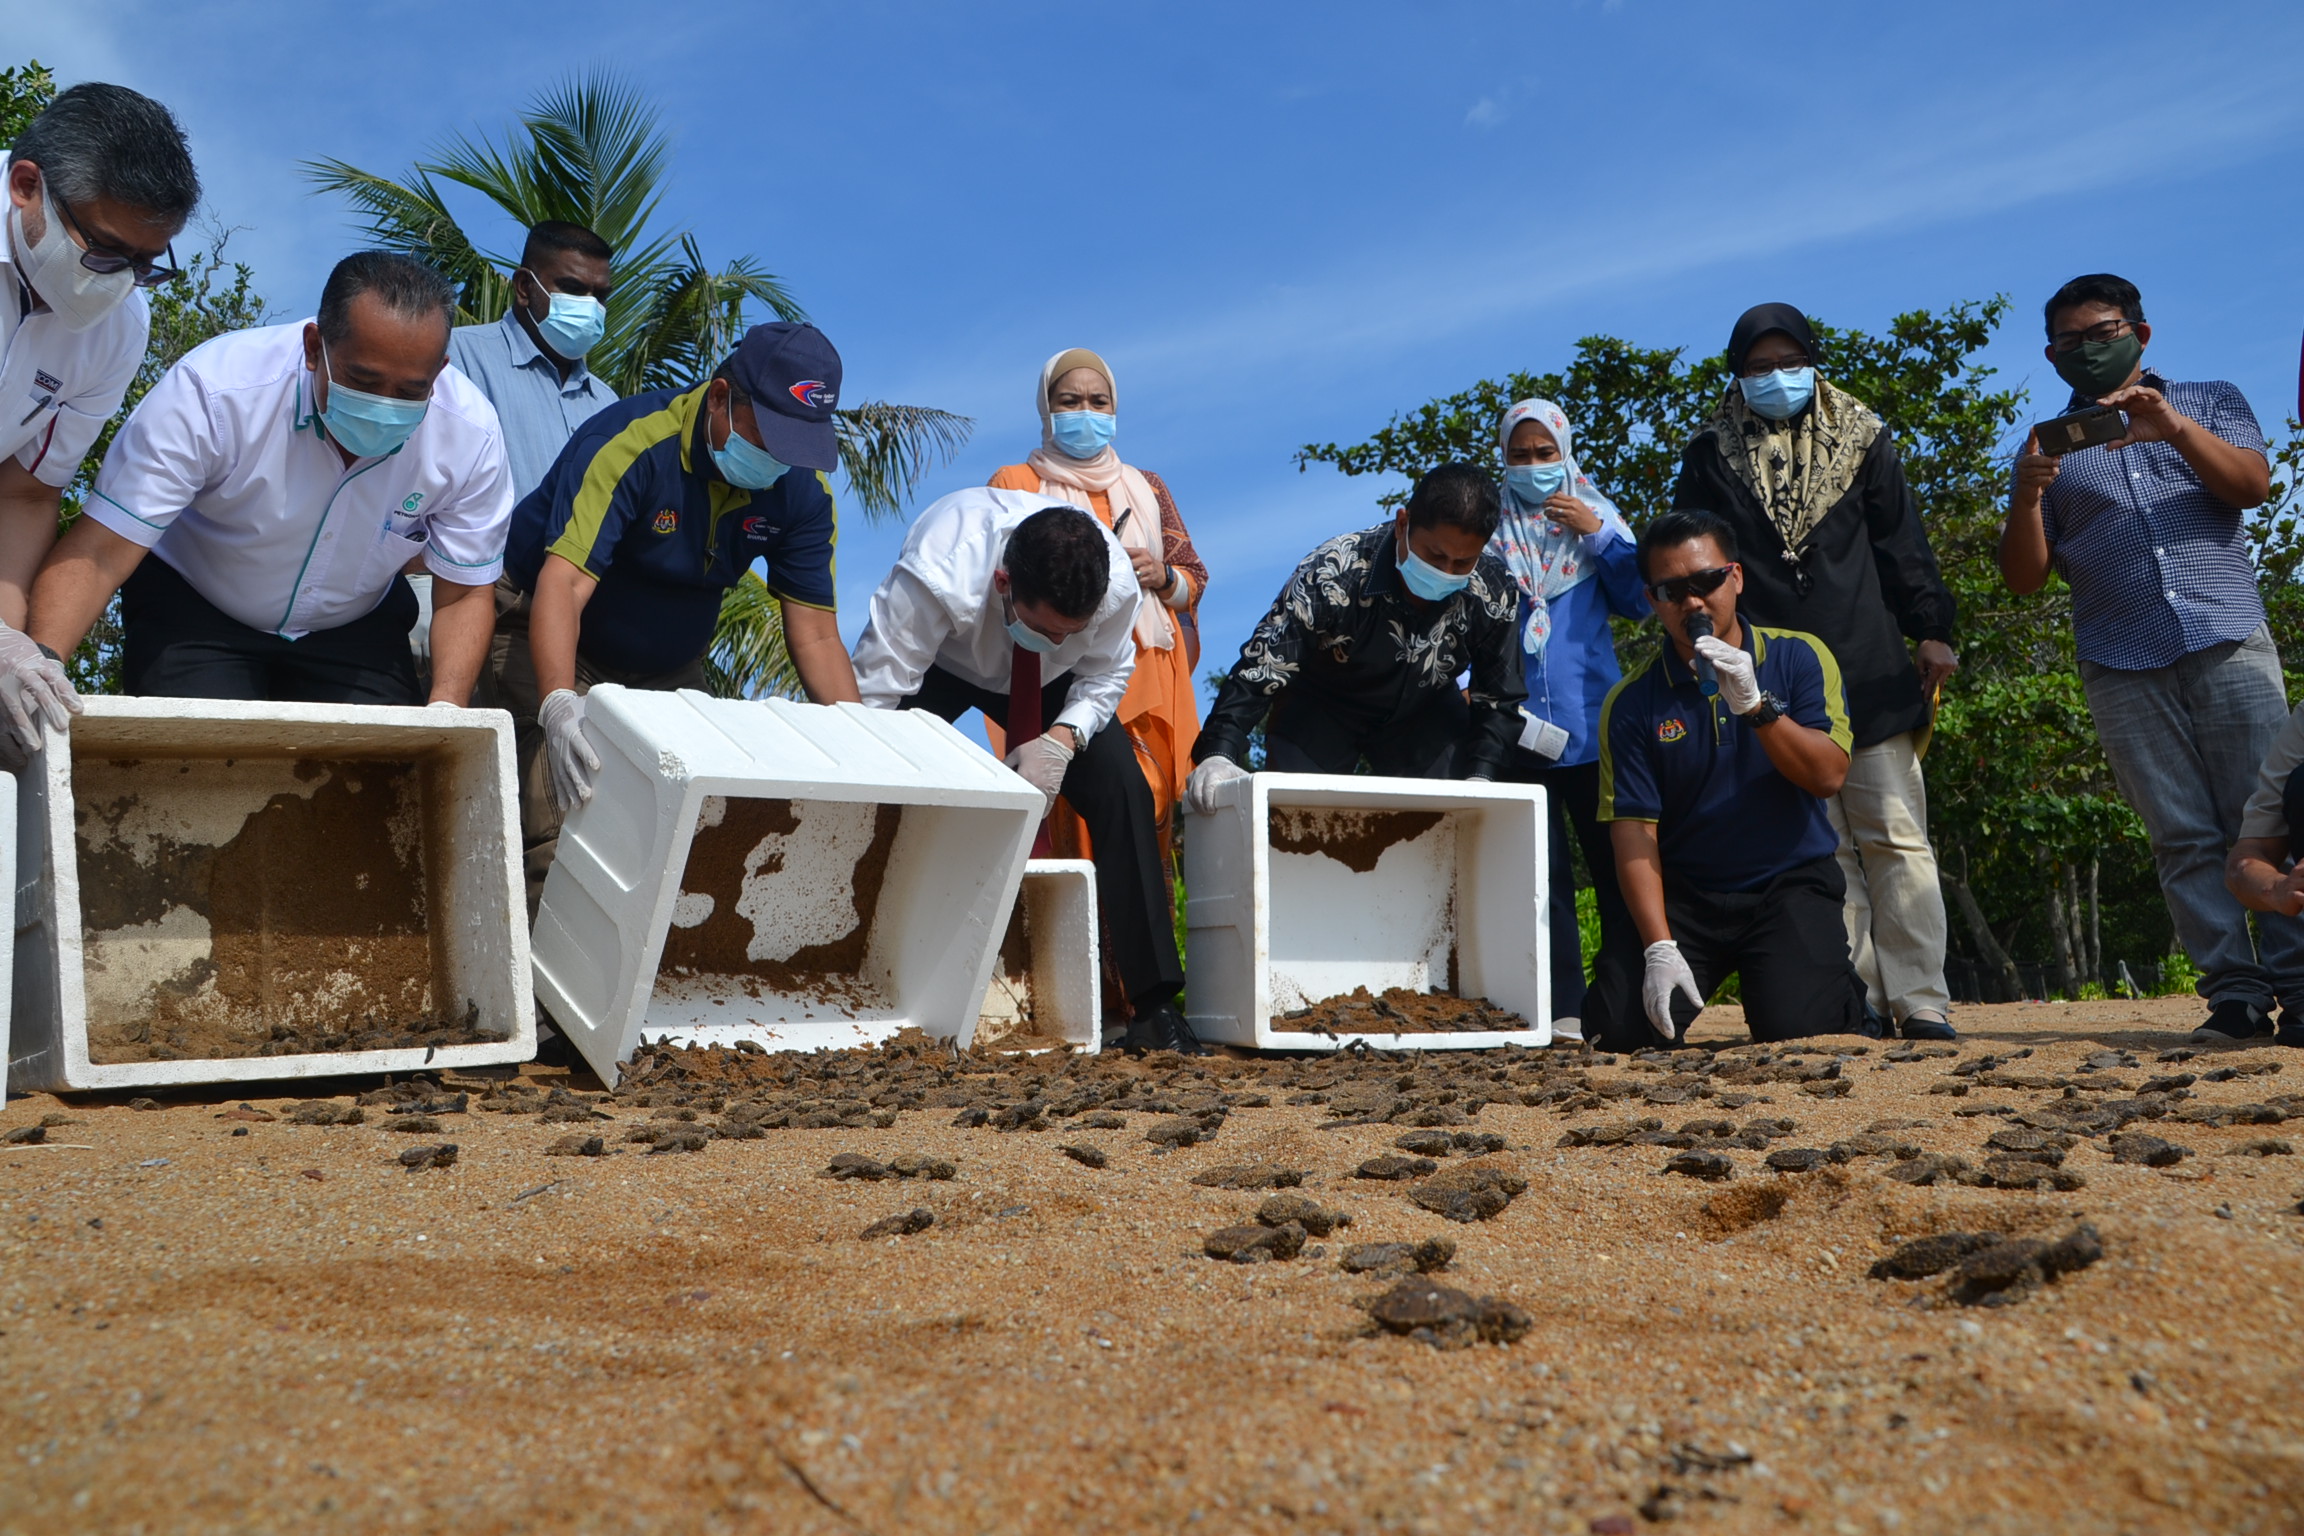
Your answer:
[711,412,792,491]
[1504,462,1568,506]
[1004,601,1061,654]
[1049,409,1116,460]
[1396,529,1471,601]
[1739,366,1816,421]
[317,341,429,459]
[528,275,607,360]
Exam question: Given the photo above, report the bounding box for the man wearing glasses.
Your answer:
[1592,509,1869,1049]
[0,83,199,765]
[1671,304,1959,1044]
[2001,273,2295,1047]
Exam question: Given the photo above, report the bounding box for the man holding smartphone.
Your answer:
[1999,272,2295,1046]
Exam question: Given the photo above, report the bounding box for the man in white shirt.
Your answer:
[0,83,199,760]
[853,487,1197,1053]
[27,251,511,706]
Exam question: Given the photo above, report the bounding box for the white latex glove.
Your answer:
[539,688,601,814]
[1641,939,1704,1041]
[1185,755,1249,816]
[1692,635,1761,715]
[407,573,434,663]
[0,625,79,759]
[1004,729,1075,816]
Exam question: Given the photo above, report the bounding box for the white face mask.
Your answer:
[9,177,137,331]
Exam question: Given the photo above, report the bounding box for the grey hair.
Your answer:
[317,251,456,347]
[10,83,199,223]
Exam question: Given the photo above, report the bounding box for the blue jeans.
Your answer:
[2082,625,2304,1011]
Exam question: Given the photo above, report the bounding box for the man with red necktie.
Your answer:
[852,488,1196,1053]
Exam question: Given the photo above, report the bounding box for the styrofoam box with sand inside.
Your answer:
[975,859,1100,1053]
[1183,772,1550,1051]
[7,698,532,1094]
[531,687,1045,1084]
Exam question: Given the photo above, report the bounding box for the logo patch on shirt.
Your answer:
[1656,718,1688,744]
[32,369,61,394]
[652,508,680,534]
[787,379,834,409]
[741,515,776,538]
[401,492,425,513]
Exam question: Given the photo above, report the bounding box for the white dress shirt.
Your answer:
[87,320,514,639]
[0,156,148,487]
[853,486,1138,740]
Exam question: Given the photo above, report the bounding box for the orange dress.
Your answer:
[987,465,1207,861]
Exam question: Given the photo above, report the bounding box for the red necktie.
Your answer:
[1008,643,1051,856]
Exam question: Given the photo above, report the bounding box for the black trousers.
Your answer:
[1586,855,1867,1050]
[902,665,1184,1011]
[1497,752,1632,1025]
[121,557,422,705]
[1264,688,1469,778]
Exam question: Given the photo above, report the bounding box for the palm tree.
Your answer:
[305,71,969,697]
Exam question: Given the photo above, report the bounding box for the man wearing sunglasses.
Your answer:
[0,83,199,766]
[2001,273,2295,1047]
[1592,509,1870,1048]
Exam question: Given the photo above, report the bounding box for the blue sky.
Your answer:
[17,1,2304,682]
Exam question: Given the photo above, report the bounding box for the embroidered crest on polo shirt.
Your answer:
[33,369,61,394]
[401,492,425,513]
[1657,718,1688,744]
[741,515,777,538]
[652,508,679,534]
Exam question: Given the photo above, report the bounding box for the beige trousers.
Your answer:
[1824,731,1952,1022]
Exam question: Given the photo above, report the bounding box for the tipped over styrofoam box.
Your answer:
[7,699,532,1094]
[975,858,1100,1053]
[531,688,1044,1084]
[1183,772,1549,1051]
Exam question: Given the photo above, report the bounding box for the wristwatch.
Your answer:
[1745,691,1786,727]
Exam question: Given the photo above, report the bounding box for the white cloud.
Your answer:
[1465,96,1508,129]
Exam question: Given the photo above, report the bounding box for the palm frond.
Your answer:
[834,402,975,521]
[298,159,496,315]
[708,571,803,699]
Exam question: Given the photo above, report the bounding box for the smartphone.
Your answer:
[2035,404,2126,456]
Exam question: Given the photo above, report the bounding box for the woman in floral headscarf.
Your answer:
[1490,397,1648,1042]
[990,348,1208,862]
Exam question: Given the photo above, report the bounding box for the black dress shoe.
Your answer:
[1123,1002,1206,1056]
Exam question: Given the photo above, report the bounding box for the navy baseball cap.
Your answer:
[727,322,842,471]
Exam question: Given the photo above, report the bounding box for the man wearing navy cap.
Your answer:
[484,320,859,899]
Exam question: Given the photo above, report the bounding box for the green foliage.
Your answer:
[0,59,55,143]
[705,571,798,701]
[305,70,972,699]
[1297,297,2216,989]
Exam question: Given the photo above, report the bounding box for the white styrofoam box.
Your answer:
[7,698,533,1093]
[975,859,1101,1053]
[532,687,1044,1083]
[1183,771,1549,1051]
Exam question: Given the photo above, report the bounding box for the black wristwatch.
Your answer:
[1745,691,1786,727]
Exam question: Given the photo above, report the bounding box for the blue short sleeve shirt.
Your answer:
[1597,625,1854,893]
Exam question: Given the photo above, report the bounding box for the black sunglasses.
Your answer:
[1646,565,1735,604]
[51,188,182,288]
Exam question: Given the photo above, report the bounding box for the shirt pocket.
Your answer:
[357,518,430,596]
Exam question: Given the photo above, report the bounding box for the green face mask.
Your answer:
[2052,331,2143,398]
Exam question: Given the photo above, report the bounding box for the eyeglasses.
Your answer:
[1646,565,1735,604]
[1738,354,1809,379]
[50,188,182,288]
[2049,319,2133,354]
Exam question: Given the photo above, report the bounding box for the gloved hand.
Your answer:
[1692,635,1761,715]
[1641,939,1704,1041]
[0,624,80,762]
[538,688,601,814]
[1185,755,1249,815]
[1004,729,1075,816]
[407,573,434,664]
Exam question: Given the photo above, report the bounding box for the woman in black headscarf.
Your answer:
[1669,302,1960,1042]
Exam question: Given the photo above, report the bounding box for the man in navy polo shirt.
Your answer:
[1592,509,1872,1048]
[484,320,860,900]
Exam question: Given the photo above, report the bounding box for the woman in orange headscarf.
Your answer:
[990,348,1207,861]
